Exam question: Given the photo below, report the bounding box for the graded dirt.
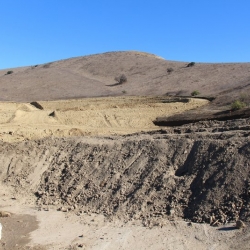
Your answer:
[0,96,208,142]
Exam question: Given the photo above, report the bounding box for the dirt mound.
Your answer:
[1,118,249,226]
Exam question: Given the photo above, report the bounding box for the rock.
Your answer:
[236,220,246,229]
[169,208,175,216]
[58,207,68,212]
[0,211,11,217]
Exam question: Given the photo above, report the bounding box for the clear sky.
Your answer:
[1,0,250,69]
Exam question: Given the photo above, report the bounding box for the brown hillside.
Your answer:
[0,51,250,103]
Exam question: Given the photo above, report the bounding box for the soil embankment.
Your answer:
[1,118,249,226]
[154,106,250,126]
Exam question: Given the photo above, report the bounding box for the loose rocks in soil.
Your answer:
[0,118,250,226]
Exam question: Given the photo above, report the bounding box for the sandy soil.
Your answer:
[0,96,208,142]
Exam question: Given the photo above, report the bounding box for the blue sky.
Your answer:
[1,1,250,69]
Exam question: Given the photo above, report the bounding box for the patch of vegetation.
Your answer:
[114,74,127,84]
[191,90,200,96]
[187,62,195,67]
[5,70,13,75]
[43,63,52,69]
[231,100,246,111]
[239,92,250,104]
[167,68,174,74]
[122,90,127,94]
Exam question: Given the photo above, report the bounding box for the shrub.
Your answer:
[114,74,127,84]
[43,63,52,68]
[6,70,13,75]
[231,100,246,111]
[191,90,200,96]
[239,93,250,103]
[187,62,195,67]
[167,68,174,73]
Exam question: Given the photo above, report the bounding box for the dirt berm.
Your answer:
[0,118,249,227]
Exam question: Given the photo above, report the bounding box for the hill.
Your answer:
[0,51,249,106]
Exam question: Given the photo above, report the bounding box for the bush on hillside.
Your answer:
[114,74,127,84]
[231,100,246,111]
[187,62,195,67]
[191,90,200,96]
[6,70,13,75]
[239,93,250,104]
[167,68,174,74]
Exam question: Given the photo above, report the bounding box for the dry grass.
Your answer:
[0,51,249,105]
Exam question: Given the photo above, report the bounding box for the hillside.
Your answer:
[0,51,249,105]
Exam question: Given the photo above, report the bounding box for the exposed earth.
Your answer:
[0,51,250,249]
[0,96,208,143]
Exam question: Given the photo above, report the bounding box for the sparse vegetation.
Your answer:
[191,90,200,96]
[239,92,250,104]
[114,74,127,84]
[167,68,174,74]
[5,70,13,75]
[231,100,246,111]
[187,62,195,67]
[43,63,52,69]
[122,90,127,94]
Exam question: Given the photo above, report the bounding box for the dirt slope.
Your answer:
[1,118,249,227]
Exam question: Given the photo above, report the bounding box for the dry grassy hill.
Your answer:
[0,51,250,105]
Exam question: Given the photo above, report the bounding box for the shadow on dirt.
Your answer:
[218,226,237,231]
[106,82,123,87]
